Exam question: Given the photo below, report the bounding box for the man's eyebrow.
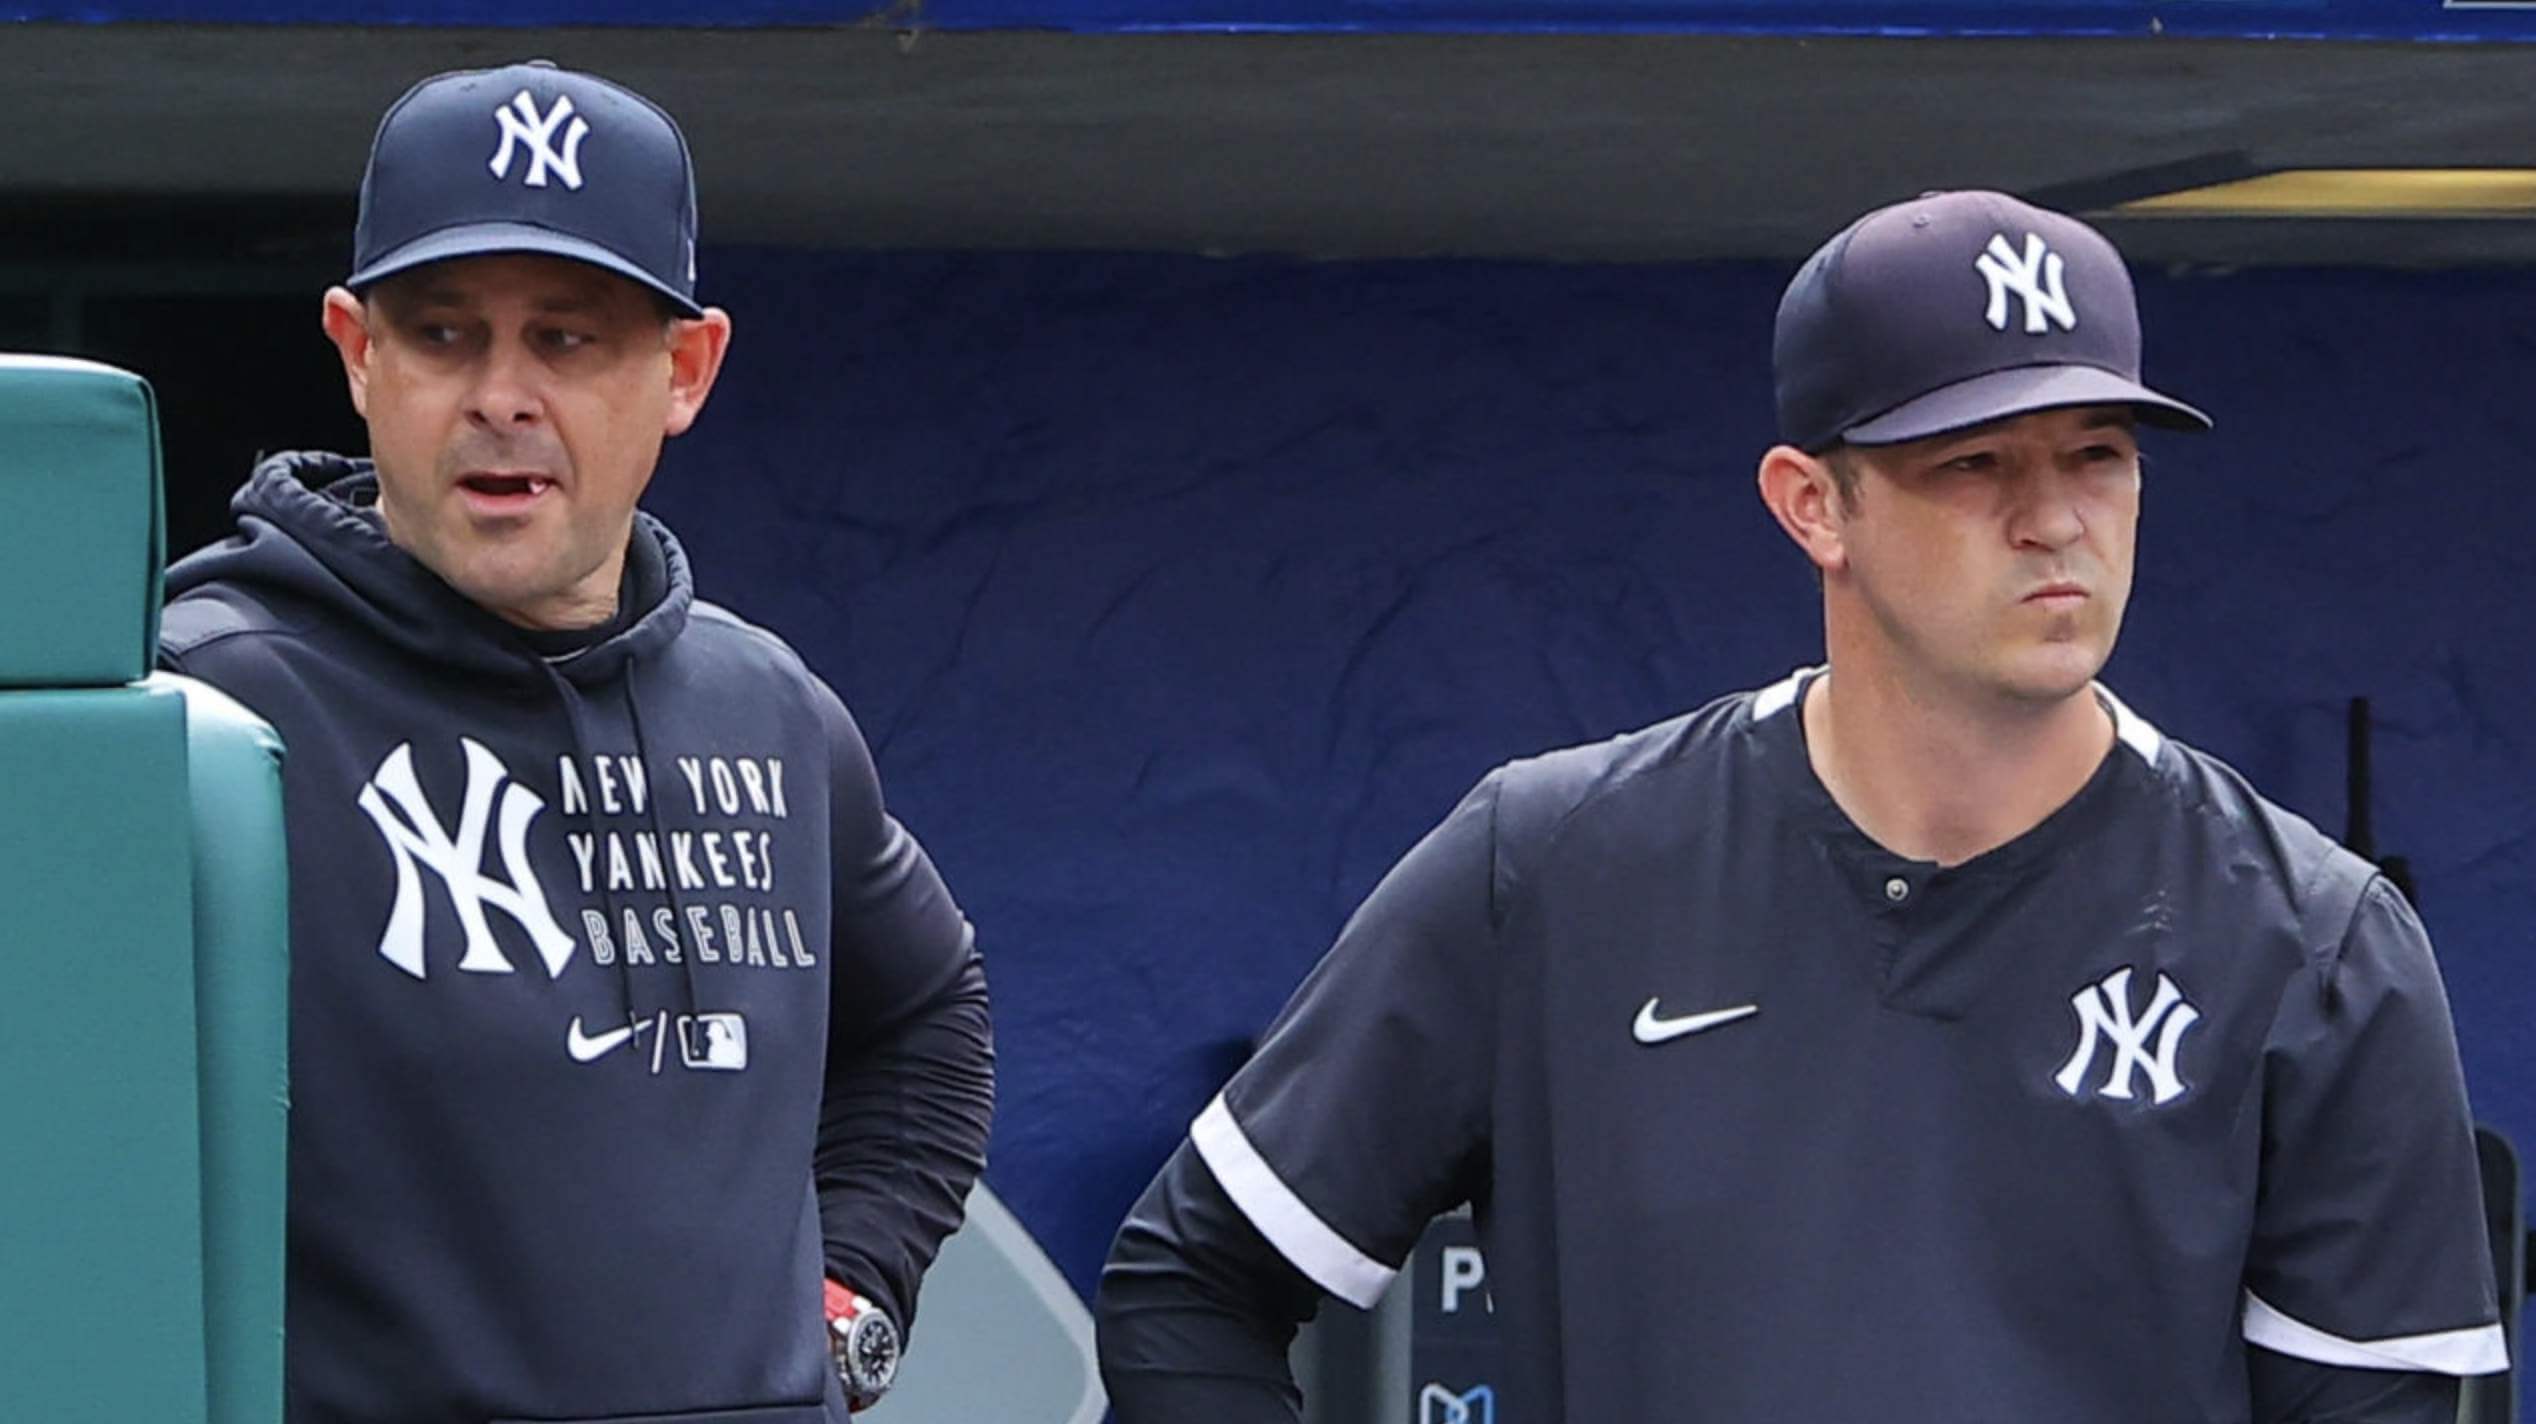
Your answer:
[380,284,618,316]
[389,285,465,310]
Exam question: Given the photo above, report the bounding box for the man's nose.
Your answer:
[464,339,543,430]
[2008,461,2087,552]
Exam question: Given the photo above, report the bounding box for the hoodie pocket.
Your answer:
[484,1398,821,1408]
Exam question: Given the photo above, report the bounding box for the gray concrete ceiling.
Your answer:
[5,22,2535,267]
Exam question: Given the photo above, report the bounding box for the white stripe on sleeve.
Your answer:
[2243,1291,2508,1376]
[1191,1093,1399,1310]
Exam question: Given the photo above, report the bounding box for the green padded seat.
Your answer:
[0,354,287,1424]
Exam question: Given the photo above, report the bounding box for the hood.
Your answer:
[165,450,693,688]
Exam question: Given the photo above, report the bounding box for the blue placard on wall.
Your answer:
[6,0,2536,40]
[1411,1213,1502,1423]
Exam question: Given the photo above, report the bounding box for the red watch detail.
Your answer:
[824,1277,901,1412]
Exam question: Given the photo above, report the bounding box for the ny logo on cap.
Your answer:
[488,89,590,191]
[1975,231,2077,335]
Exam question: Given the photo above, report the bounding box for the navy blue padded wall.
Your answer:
[651,251,2535,1313]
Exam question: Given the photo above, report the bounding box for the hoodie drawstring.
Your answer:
[543,662,646,1037]
[623,662,706,1025]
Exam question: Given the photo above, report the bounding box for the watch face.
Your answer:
[832,1309,900,1404]
[850,1314,900,1387]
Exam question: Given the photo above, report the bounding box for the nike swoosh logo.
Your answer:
[1633,999,1759,1045]
[566,1016,638,1062]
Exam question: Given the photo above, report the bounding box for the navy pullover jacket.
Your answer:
[1101,673,2500,1423]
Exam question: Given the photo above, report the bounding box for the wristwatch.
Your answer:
[823,1278,901,1412]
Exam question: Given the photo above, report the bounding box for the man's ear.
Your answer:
[1755,443,1852,577]
[662,307,734,438]
[320,286,374,420]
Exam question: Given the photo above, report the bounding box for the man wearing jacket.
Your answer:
[159,60,993,1423]
[1096,192,2503,1422]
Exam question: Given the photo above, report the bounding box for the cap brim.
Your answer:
[346,221,702,317]
[1840,364,2210,448]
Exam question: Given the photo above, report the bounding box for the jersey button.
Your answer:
[1883,876,1911,903]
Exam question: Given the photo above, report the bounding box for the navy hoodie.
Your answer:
[161,454,994,1424]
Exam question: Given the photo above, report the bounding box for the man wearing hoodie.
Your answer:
[159,61,993,1424]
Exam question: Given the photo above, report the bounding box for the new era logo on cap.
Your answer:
[348,59,701,315]
[1773,190,2208,452]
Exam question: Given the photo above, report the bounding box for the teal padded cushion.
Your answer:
[0,682,209,1421]
[165,674,290,1424]
[0,355,166,688]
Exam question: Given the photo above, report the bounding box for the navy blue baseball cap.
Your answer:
[1774,190,2208,453]
[348,60,702,316]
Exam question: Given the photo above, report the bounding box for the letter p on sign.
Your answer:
[1440,1246,1488,1314]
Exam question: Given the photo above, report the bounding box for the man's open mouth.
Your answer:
[458,473,554,500]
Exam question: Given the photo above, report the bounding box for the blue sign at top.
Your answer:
[6,0,2536,40]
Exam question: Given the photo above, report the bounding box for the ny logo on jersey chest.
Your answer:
[357,738,575,981]
[2055,966,2200,1105]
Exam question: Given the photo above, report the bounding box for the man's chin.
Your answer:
[434,558,579,625]
[1991,647,2110,708]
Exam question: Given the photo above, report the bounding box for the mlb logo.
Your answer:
[678,1013,749,1071]
[1419,1383,1494,1424]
